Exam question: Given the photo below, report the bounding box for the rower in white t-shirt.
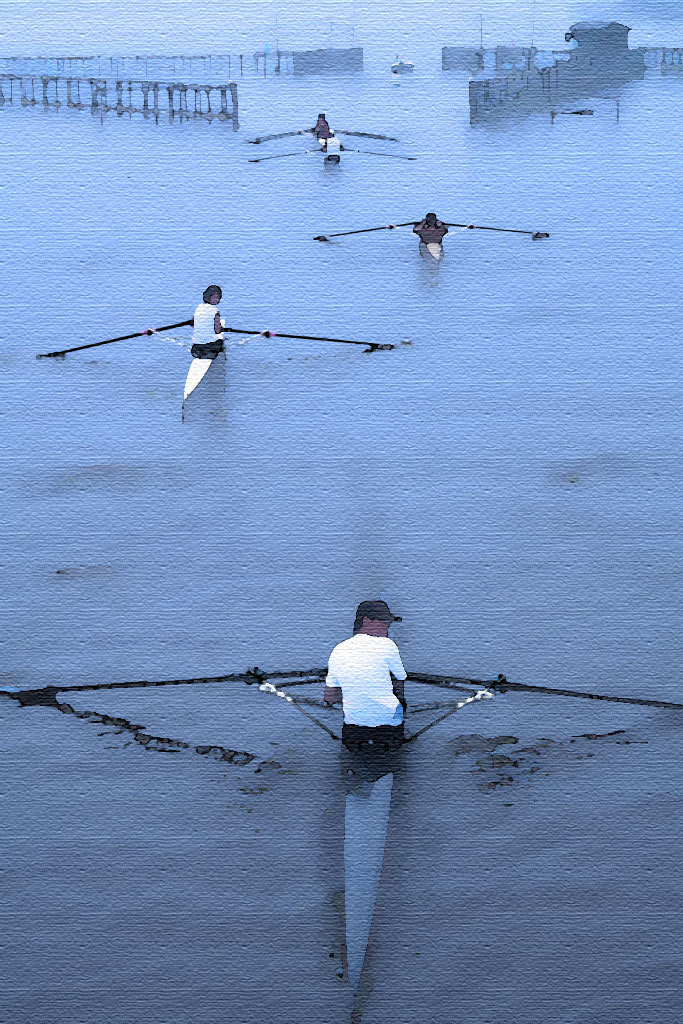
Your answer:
[325,600,407,752]
[191,285,225,358]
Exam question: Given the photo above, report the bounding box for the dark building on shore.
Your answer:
[469,21,645,124]
[563,21,644,78]
[291,46,363,75]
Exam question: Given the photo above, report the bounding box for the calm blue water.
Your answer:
[2,69,683,693]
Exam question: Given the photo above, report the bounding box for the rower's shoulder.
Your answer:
[330,635,354,656]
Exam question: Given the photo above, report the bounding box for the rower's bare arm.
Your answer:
[324,685,342,705]
[214,312,223,334]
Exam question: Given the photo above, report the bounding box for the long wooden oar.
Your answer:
[338,130,399,142]
[247,129,311,144]
[248,148,319,163]
[36,320,193,360]
[444,222,550,239]
[347,148,416,160]
[224,327,401,352]
[492,674,683,710]
[314,221,417,242]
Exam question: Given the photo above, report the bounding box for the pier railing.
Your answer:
[640,47,683,70]
[0,47,363,82]
[0,71,239,127]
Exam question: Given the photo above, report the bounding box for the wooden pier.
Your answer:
[0,71,239,127]
[641,47,683,72]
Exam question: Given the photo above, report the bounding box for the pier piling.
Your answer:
[0,69,239,127]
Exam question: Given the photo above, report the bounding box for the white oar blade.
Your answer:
[344,771,394,996]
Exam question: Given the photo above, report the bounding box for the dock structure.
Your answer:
[0,71,239,127]
[641,46,683,72]
[0,47,364,83]
[468,21,645,124]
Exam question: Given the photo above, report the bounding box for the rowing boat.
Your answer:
[256,674,492,1004]
[181,348,226,420]
[419,240,444,265]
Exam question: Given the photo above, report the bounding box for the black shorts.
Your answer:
[341,721,404,754]
[190,339,224,359]
[340,723,405,786]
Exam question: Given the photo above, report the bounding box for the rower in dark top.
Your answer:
[312,113,332,149]
[413,213,448,245]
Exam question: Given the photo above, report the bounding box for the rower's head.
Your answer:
[424,212,438,227]
[318,113,326,120]
[203,285,222,305]
[353,600,402,637]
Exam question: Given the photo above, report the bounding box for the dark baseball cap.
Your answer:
[355,600,402,623]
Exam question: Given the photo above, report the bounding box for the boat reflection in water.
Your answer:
[341,736,404,1016]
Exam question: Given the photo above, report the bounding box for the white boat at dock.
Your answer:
[391,59,415,75]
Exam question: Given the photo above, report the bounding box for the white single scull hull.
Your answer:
[419,240,444,265]
[181,349,226,420]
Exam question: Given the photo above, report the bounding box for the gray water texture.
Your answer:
[2,70,683,695]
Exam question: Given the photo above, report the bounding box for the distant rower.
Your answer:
[413,213,448,246]
[313,113,331,144]
[192,285,225,359]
